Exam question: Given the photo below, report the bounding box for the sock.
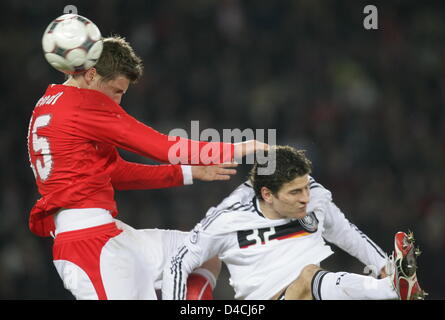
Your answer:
[311,270,398,300]
[186,268,217,300]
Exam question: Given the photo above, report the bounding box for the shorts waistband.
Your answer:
[54,208,114,235]
[54,222,120,242]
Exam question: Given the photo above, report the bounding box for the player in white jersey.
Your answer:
[162,146,426,300]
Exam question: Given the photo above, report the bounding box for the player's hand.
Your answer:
[233,140,270,158]
[192,163,238,181]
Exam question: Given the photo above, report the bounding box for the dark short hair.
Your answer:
[249,146,312,200]
[94,35,143,83]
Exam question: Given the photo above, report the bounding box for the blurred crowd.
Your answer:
[0,0,444,299]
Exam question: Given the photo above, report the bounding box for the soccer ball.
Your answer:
[42,14,103,74]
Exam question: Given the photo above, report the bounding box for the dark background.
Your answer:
[0,0,444,299]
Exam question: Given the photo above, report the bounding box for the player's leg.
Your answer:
[285,231,426,300]
[273,263,398,300]
[53,212,158,300]
[53,259,100,299]
[53,222,128,300]
[316,231,427,300]
[99,227,158,299]
[311,268,398,300]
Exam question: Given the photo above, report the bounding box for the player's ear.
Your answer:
[260,187,274,204]
[84,68,97,85]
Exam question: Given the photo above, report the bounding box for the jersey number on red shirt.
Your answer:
[30,114,53,181]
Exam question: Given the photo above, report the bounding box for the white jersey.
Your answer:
[162,177,388,300]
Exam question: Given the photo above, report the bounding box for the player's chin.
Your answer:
[293,210,307,219]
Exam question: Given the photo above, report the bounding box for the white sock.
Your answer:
[311,270,398,300]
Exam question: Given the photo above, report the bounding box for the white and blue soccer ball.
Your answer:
[42,14,103,74]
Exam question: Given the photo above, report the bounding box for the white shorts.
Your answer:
[52,209,188,300]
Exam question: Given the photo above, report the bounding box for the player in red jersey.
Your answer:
[27,35,268,299]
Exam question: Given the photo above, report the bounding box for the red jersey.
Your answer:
[27,84,234,237]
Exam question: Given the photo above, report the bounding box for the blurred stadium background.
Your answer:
[0,0,444,299]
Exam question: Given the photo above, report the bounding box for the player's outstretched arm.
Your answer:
[111,150,238,190]
[323,200,388,277]
[110,152,186,190]
[233,140,269,159]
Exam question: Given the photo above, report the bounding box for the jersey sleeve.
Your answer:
[322,201,388,277]
[74,97,234,165]
[161,221,229,300]
[110,151,186,190]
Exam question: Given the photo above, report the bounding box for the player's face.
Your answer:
[94,75,130,104]
[271,174,310,219]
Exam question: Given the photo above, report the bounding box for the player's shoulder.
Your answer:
[199,182,257,233]
[215,181,256,213]
[308,175,333,207]
[77,87,125,114]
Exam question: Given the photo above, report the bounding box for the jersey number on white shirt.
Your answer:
[245,227,277,247]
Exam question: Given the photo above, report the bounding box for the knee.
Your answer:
[300,264,321,282]
[285,264,321,300]
[298,265,321,290]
